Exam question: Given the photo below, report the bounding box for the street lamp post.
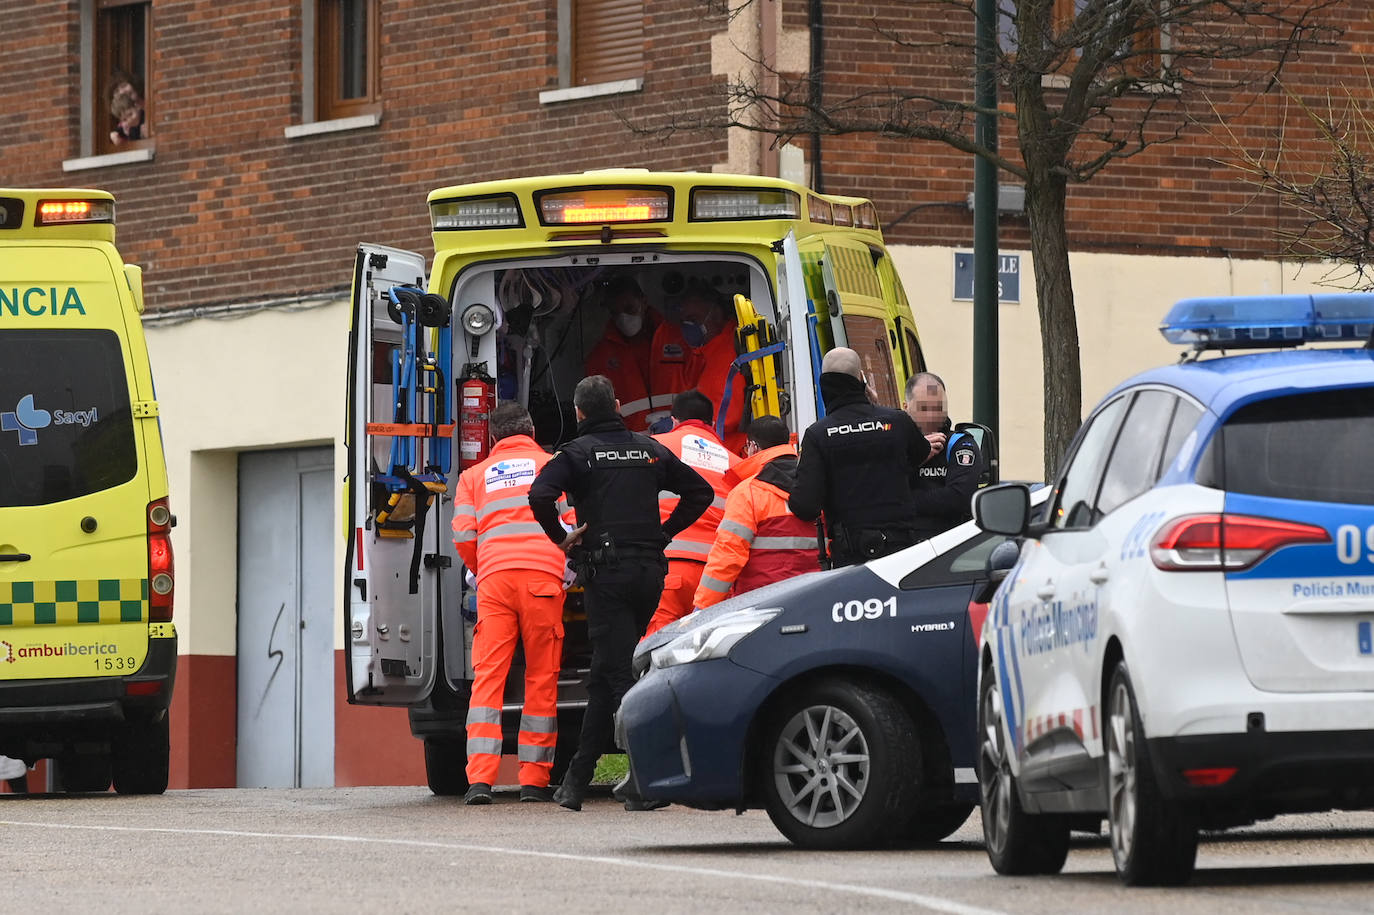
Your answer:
[972,0,999,441]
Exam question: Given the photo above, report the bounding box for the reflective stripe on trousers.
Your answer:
[465,568,564,787]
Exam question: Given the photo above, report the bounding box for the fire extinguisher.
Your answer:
[458,366,495,469]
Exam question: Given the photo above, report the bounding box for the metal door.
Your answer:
[236,447,335,788]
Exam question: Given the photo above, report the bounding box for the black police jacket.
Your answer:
[911,418,983,540]
[788,372,931,535]
[528,414,713,553]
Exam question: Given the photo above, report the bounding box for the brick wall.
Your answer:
[3,1,727,312]
[3,1,1370,313]
[780,0,1372,258]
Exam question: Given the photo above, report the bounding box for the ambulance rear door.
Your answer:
[778,231,818,433]
[820,237,904,409]
[344,243,440,705]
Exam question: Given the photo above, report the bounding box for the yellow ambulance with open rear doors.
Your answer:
[343,170,944,793]
[0,189,176,794]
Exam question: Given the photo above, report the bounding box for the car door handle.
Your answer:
[1036,583,1056,600]
[0,553,31,562]
[1089,567,1110,584]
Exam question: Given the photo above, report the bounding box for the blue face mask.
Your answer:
[681,320,709,348]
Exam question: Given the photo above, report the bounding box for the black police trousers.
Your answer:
[563,554,667,789]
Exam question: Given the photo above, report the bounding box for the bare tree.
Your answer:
[1220,72,1374,288]
[663,0,1342,472]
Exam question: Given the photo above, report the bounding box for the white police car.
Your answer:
[973,293,1374,886]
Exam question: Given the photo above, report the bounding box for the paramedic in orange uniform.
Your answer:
[644,389,739,636]
[584,275,656,431]
[451,402,568,805]
[694,415,819,608]
[669,282,748,453]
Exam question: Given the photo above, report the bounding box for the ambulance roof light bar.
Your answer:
[35,198,115,226]
[1159,293,1374,350]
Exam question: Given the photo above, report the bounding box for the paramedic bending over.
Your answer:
[649,281,748,453]
[584,275,656,432]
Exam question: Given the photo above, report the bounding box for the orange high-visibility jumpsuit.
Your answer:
[452,433,568,788]
[585,317,657,432]
[694,443,820,609]
[644,419,739,636]
[688,321,748,455]
[647,320,689,431]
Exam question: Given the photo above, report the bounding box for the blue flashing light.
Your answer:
[1160,293,1374,349]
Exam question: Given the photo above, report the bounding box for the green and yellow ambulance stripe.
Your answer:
[0,579,148,626]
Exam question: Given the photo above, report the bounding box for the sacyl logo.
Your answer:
[1,394,51,446]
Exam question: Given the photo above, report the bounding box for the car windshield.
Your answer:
[0,329,138,507]
[1217,386,1374,505]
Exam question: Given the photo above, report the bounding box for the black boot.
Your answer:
[553,778,587,811]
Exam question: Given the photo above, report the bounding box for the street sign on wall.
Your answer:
[953,252,1020,303]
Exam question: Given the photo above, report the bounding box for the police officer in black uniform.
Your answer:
[788,347,932,567]
[528,374,712,811]
[905,371,984,541]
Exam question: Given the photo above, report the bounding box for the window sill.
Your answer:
[284,112,382,139]
[62,146,156,172]
[539,78,643,105]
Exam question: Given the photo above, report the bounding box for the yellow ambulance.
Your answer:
[343,171,930,792]
[0,189,176,794]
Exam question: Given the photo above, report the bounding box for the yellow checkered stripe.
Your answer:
[828,243,884,300]
[0,579,148,626]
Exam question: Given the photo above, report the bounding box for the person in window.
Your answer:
[905,372,983,541]
[109,76,145,145]
[649,281,747,453]
[584,276,657,432]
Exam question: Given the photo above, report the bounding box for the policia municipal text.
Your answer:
[528,375,713,811]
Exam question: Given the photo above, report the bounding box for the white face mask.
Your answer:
[614,311,644,337]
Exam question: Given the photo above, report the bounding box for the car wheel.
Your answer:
[760,679,919,849]
[904,803,974,843]
[424,737,470,796]
[60,753,112,793]
[112,713,170,795]
[977,668,1069,874]
[1106,662,1198,886]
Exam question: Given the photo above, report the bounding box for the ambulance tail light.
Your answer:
[430,194,523,230]
[1150,513,1330,572]
[690,187,799,221]
[147,498,175,622]
[36,198,115,226]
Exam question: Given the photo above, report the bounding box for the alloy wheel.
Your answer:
[1107,679,1138,865]
[979,681,1013,855]
[772,704,871,828]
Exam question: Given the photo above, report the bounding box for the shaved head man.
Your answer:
[788,347,932,567]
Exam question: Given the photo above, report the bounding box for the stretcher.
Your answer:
[367,286,453,591]
[716,294,787,442]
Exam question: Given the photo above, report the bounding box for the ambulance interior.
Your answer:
[449,253,781,449]
[361,252,784,704]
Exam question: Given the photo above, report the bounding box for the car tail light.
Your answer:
[1182,767,1237,787]
[148,498,174,622]
[1150,513,1330,571]
[126,681,162,697]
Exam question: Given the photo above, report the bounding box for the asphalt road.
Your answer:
[4,787,1374,913]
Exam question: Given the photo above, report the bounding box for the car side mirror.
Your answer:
[974,539,1021,604]
[972,483,1030,537]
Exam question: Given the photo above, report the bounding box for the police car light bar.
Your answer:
[1159,293,1374,349]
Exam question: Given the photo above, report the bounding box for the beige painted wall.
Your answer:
[891,245,1338,482]
[144,300,348,657]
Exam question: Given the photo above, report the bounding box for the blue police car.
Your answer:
[973,293,1374,886]
[616,494,1045,850]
